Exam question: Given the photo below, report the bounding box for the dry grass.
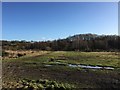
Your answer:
[3,50,50,60]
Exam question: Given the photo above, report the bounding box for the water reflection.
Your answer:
[44,62,114,70]
[69,64,114,70]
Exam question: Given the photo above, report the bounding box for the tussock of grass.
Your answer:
[2,79,76,90]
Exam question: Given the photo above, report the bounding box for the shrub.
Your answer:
[17,53,24,57]
[2,51,9,57]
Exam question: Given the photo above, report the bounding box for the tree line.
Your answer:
[1,34,120,52]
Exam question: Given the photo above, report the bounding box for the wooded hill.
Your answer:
[1,34,120,52]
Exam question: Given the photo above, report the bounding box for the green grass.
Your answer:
[3,51,119,68]
[61,51,119,67]
[2,51,120,89]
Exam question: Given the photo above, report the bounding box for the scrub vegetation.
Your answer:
[1,34,120,89]
[2,51,120,89]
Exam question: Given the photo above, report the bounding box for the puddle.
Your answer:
[44,62,114,70]
[69,64,102,69]
[44,65,52,67]
[69,64,114,70]
[103,67,114,70]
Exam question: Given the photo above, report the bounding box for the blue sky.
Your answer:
[2,2,118,41]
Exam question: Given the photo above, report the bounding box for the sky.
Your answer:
[2,2,118,41]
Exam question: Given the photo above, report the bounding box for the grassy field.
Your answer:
[2,51,120,89]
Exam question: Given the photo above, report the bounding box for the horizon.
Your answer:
[2,2,118,41]
[2,33,119,42]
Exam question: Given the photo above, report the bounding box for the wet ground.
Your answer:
[2,51,120,88]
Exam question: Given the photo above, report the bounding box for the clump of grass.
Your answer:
[2,78,76,90]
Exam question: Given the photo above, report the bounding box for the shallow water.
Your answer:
[45,65,52,67]
[44,62,114,70]
[68,64,114,70]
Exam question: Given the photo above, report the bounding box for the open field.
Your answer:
[2,51,120,89]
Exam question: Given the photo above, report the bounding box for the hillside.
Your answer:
[1,34,120,52]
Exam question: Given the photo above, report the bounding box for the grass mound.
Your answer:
[2,79,75,90]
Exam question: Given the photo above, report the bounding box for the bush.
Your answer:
[17,53,24,57]
[2,51,9,57]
